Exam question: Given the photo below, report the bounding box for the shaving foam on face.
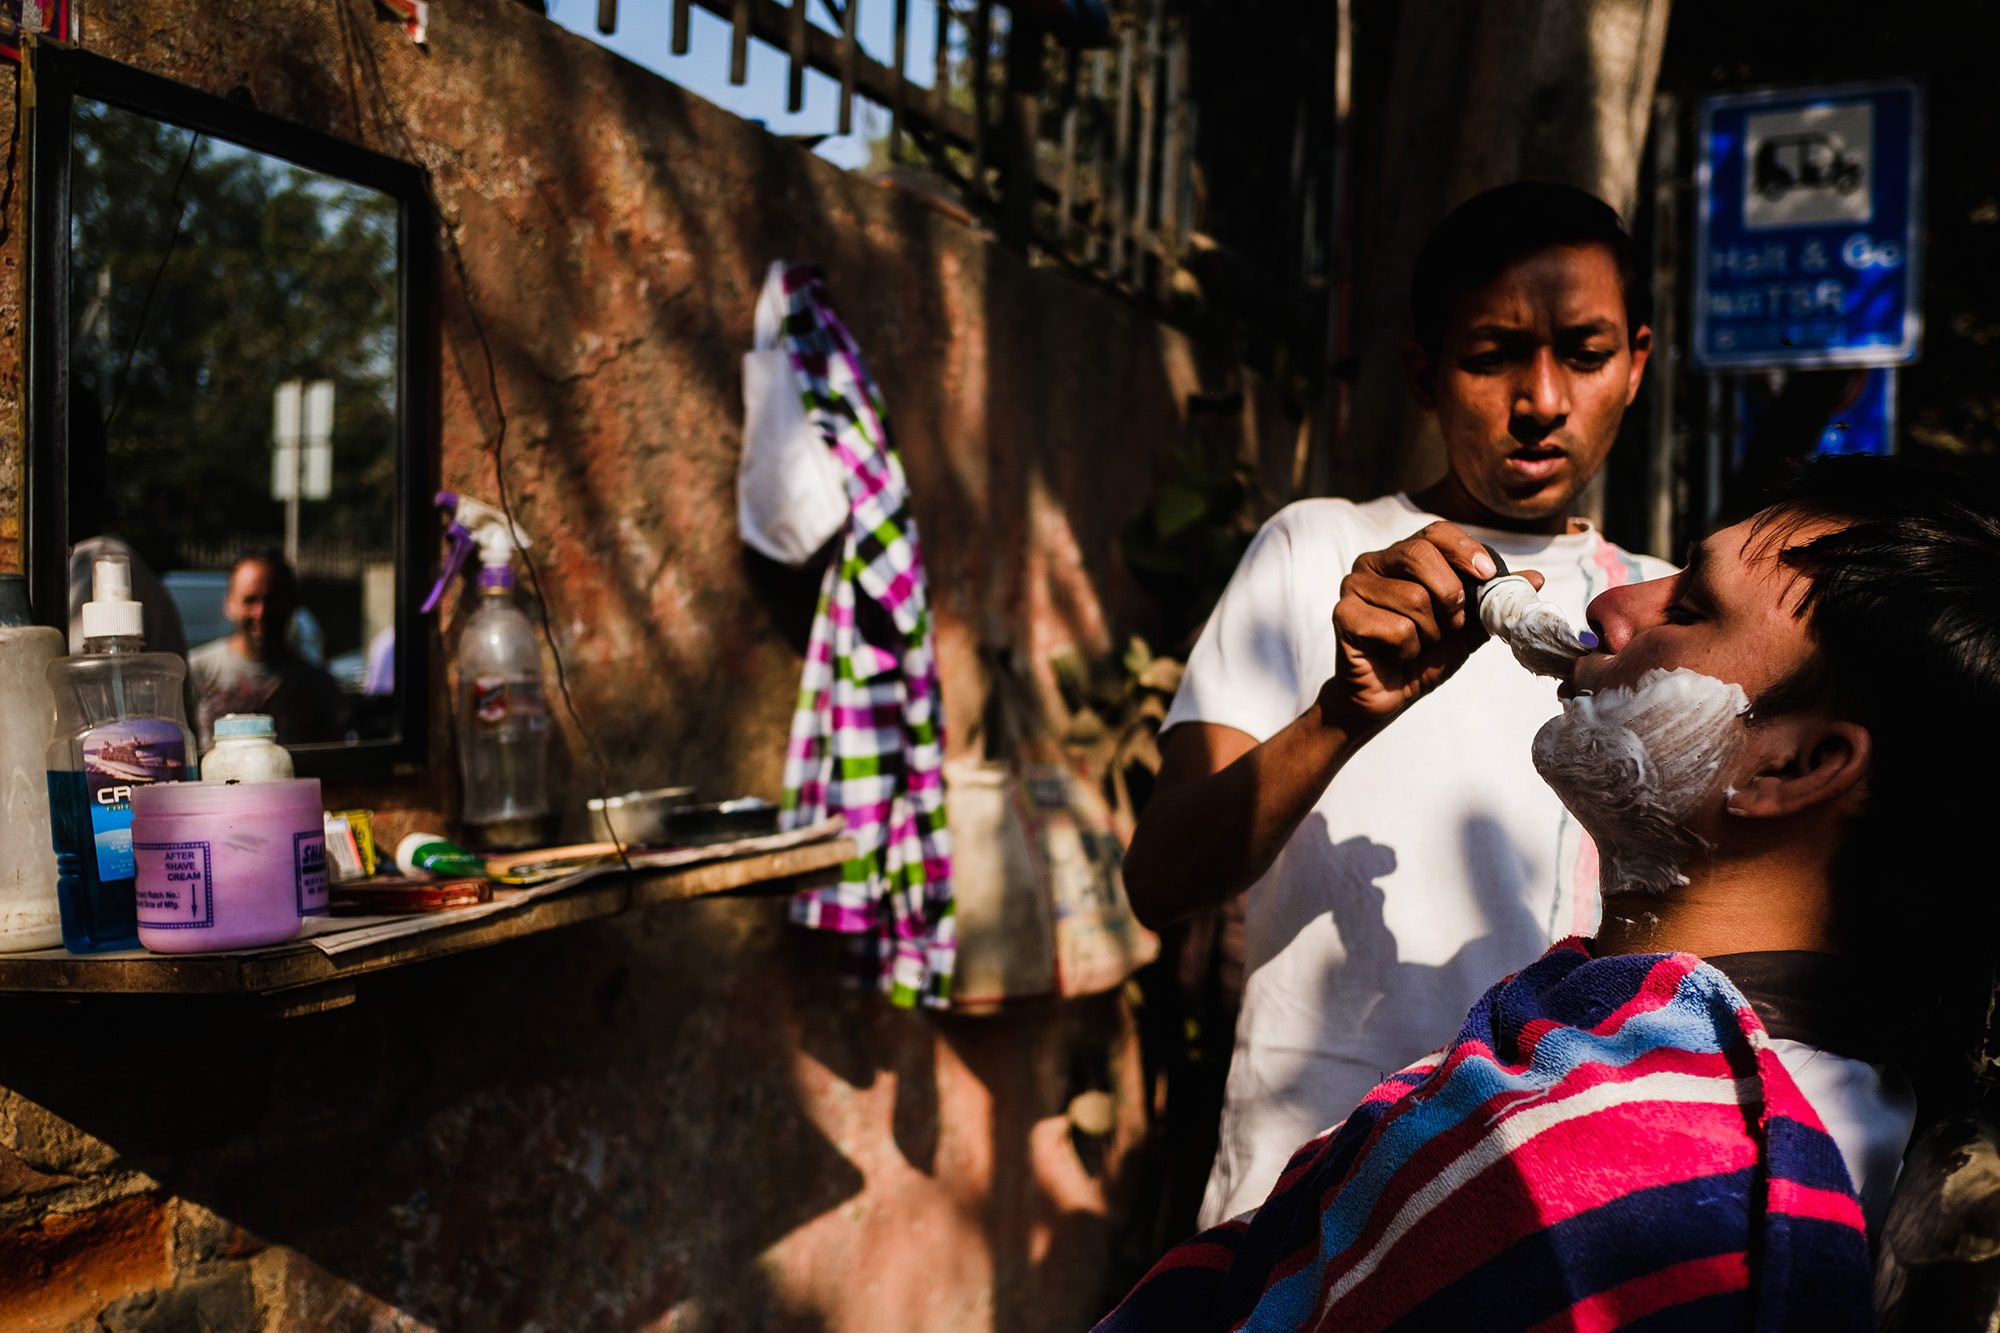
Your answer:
[1478,575,1597,678]
[1531,667,1750,897]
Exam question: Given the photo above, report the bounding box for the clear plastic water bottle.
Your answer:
[45,555,197,952]
[456,563,549,849]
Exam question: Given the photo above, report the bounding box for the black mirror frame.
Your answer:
[25,48,437,780]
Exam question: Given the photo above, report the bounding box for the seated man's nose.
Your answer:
[1584,583,1661,654]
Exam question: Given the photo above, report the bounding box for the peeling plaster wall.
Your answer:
[0,1,1298,1328]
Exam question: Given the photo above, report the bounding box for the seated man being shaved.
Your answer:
[1097,456,2000,1332]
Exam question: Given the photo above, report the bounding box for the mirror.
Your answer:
[28,51,435,778]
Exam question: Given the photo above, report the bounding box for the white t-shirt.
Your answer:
[1165,492,1675,1226]
[1769,1039,1914,1240]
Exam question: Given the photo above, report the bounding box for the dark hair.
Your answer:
[1752,456,2000,1088]
[1409,182,1645,357]
[233,547,299,600]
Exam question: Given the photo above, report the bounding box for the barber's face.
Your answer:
[225,561,293,659]
[1412,242,1650,524]
[1571,516,1827,705]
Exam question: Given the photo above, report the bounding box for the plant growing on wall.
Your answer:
[1118,437,1258,655]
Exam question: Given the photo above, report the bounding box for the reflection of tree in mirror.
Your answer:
[68,100,398,581]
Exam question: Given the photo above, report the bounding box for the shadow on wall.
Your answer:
[0,904,864,1330]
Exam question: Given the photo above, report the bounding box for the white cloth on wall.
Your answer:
[737,260,850,566]
[1163,492,1674,1226]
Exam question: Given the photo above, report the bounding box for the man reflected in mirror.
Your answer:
[189,550,349,748]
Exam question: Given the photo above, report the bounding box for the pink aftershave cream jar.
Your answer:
[130,779,328,952]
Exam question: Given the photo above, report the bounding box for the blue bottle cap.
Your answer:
[213,713,277,740]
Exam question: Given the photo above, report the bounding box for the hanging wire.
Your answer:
[333,0,631,873]
[103,130,201,429]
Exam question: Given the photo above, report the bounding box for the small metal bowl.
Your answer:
[586,786,695,846]
[663,797,782,847]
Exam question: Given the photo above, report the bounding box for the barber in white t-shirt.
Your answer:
[1125,183,1674,1226]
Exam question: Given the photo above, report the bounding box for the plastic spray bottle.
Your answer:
[45,554,198,952]
[424,492,549,850]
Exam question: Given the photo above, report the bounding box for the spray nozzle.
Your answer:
[81,554,145,642]
[420,491,533,613]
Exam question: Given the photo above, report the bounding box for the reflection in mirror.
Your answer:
[64,100,401,753]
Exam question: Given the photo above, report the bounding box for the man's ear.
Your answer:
[1724,716,1872,820]
[1402,338,1438,411]
[1624,324,1653,407]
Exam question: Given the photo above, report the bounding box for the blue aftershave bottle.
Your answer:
[45,555,197,952]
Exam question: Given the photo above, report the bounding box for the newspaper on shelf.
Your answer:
[303,815,847,956]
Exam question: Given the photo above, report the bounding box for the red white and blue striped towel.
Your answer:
[1097,939,1874,1331]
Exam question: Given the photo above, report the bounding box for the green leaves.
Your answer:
[1119,440,1259,650]
[69,101,399,574]
[1151,481,1209,539]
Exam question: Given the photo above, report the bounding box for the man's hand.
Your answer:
[1323,522,1541,732]
[1125,522,1544,930]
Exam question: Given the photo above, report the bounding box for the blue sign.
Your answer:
[1694,80,1924,369]
[1730,366,1897,466]
[1817,366,1897,455]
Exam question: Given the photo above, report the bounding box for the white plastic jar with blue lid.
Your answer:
[201,713,295,784]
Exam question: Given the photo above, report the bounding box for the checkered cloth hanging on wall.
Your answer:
[774,263,955,1008]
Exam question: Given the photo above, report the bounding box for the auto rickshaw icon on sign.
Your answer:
[1754,133,1864,200]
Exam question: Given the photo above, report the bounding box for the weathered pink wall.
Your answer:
[0,0,1296,1327]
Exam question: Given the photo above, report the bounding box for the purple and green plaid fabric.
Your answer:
[774,264,955,1008]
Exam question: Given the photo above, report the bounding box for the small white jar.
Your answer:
[201,713,295,784]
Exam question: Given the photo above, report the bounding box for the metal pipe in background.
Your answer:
[1704,372,1725,536]
[1648,92,1679,561]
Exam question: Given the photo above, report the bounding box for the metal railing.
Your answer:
[587,0,1348,357]
[175,539,395,582]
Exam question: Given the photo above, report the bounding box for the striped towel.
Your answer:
[774,263,955,1009]
[1096,939,1873,1331]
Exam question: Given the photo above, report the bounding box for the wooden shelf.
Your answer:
[0,838,854,1017]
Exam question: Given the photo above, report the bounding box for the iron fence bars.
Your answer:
[1157,21,1187,298]
[1086,46,1109,267]
[1002,9,1062,247]
[1056,46,1081,254]
[579,0,1343,369]
[839,0,859,134]
[934,0,951,115]
[1108,18,1134,278]
[970,0,994,196]
[1130,0,1160,288]
[730,0,751,82]
[890,0,910,159]
[789,0,810,110]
